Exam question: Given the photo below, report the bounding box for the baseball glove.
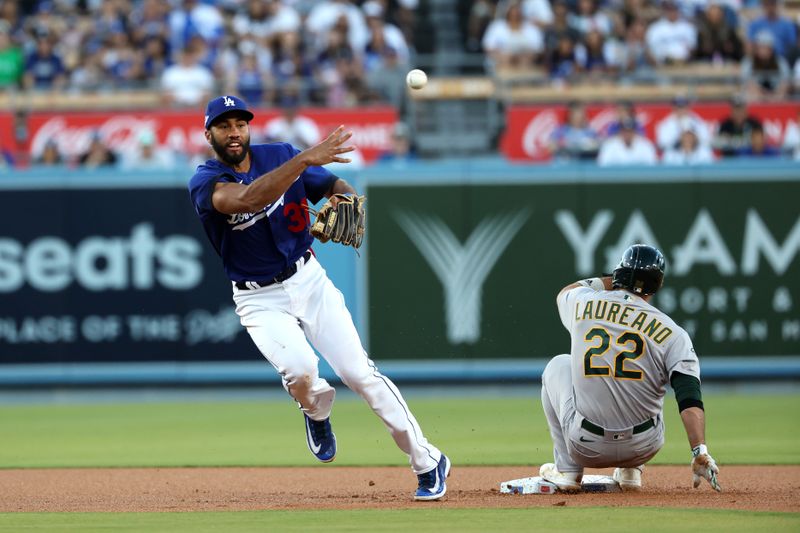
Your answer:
[308,193,366,249]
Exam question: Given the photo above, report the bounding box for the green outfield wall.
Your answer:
[365,163,800,360]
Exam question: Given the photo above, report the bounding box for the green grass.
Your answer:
[1,394,798,468]
[0,508,797,532]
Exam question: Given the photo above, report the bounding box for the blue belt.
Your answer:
[234,250,312,290]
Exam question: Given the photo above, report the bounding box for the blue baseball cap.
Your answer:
[204,95,254,129]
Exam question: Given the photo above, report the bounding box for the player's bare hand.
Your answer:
[301,125,356,167]
[691,445,721,492]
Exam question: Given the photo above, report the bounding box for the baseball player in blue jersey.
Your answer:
[188,95,450,501]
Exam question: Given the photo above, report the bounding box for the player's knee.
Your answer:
[283,363,318,391]
[335,366,373,390]
[542,354,571,385]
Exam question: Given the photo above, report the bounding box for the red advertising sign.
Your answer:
[501,102,800,161]
[0,107,397,164]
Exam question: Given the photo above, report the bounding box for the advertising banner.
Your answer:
[0,187,259,364]
[501,102,799,161]
[0,107,397,163]
[367,178,800,359]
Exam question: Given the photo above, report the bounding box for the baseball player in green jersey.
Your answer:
[538,244,721,492]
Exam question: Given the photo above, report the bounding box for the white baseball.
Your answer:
[406,69,427,90]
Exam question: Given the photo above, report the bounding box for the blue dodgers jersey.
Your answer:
[188,142,336,282]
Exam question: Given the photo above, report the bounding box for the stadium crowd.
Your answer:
[548,95,800,164]
[0,0,798,168]
[4,0,799,103]
[472,0,800,98]
[0,0,416,107]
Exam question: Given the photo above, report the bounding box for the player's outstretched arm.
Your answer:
[212,127,355,215]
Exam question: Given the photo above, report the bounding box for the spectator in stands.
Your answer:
[363,18,406,105]
[141,36,170,82]
[619,0,661,30]
[482,1,544,71]
[78,131,118,169]
[695,1,743,62]
[0,21,22,89]
[605,18,656,78]
[0,1,23,41]
[306,0,370,55]
[575,29,610,76]
[741,30,791,99]
[391,0,419,46]
[377,122,417,165]
[548,100,600,160]
[33,138,63,166]
[656,96,712,151]
[737,123,781,156]
[363,1,410,65]
[273,30,314,104]
[168,0,224,60]
[604,100,645,137]
[263,95,320,150]
[160,45,214,107]
[23,34,66,90]
[781,107,800,159]
[69,48,106,92]
[104,30,144,88]
[234,43,270,106]
[465,0,496,53]
[746,0,796,59]
[662,128,715,164]
[121,129,176,170]
[314,24,365,106]
[543,0,581,54]
[794,56,800,95]
[714,95,763,156]
[645,0,697,64]
[24,2,67,42]
[129,0,171,47]
[233,0,301,45]
[548,34,580,81]
[597,117,658,165]
[569,0,613,36]
[523,0,554,28]
[90,0,127,49]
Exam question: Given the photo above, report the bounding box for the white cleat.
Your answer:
[612,467,643,492]
[539,463,583,492]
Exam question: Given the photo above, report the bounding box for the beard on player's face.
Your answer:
[210,131,250,166]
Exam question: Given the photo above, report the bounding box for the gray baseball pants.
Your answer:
[541,354,665,474]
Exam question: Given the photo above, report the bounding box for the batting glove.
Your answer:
[691,444,721,492]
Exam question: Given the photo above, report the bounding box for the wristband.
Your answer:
[578,278,605,291]
[691,444,708,457]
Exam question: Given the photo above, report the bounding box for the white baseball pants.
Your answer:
[541,354,665,473]
[233,255,441,474]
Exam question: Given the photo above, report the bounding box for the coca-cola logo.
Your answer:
[520,109,660,159]
[28,113,396,160]
[521,110,559,158]
[30,116,208,158]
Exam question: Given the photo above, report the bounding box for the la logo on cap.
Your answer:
[223,96,235,107]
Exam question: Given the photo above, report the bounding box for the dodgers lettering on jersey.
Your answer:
[188,142,336,282]
[557,287,700,430]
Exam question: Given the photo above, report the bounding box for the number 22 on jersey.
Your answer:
[583,327,645,380]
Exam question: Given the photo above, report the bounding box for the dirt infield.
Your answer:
[2,466,798,513]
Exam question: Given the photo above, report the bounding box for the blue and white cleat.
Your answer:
[414,454,451,501]
[304,414,337,463]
